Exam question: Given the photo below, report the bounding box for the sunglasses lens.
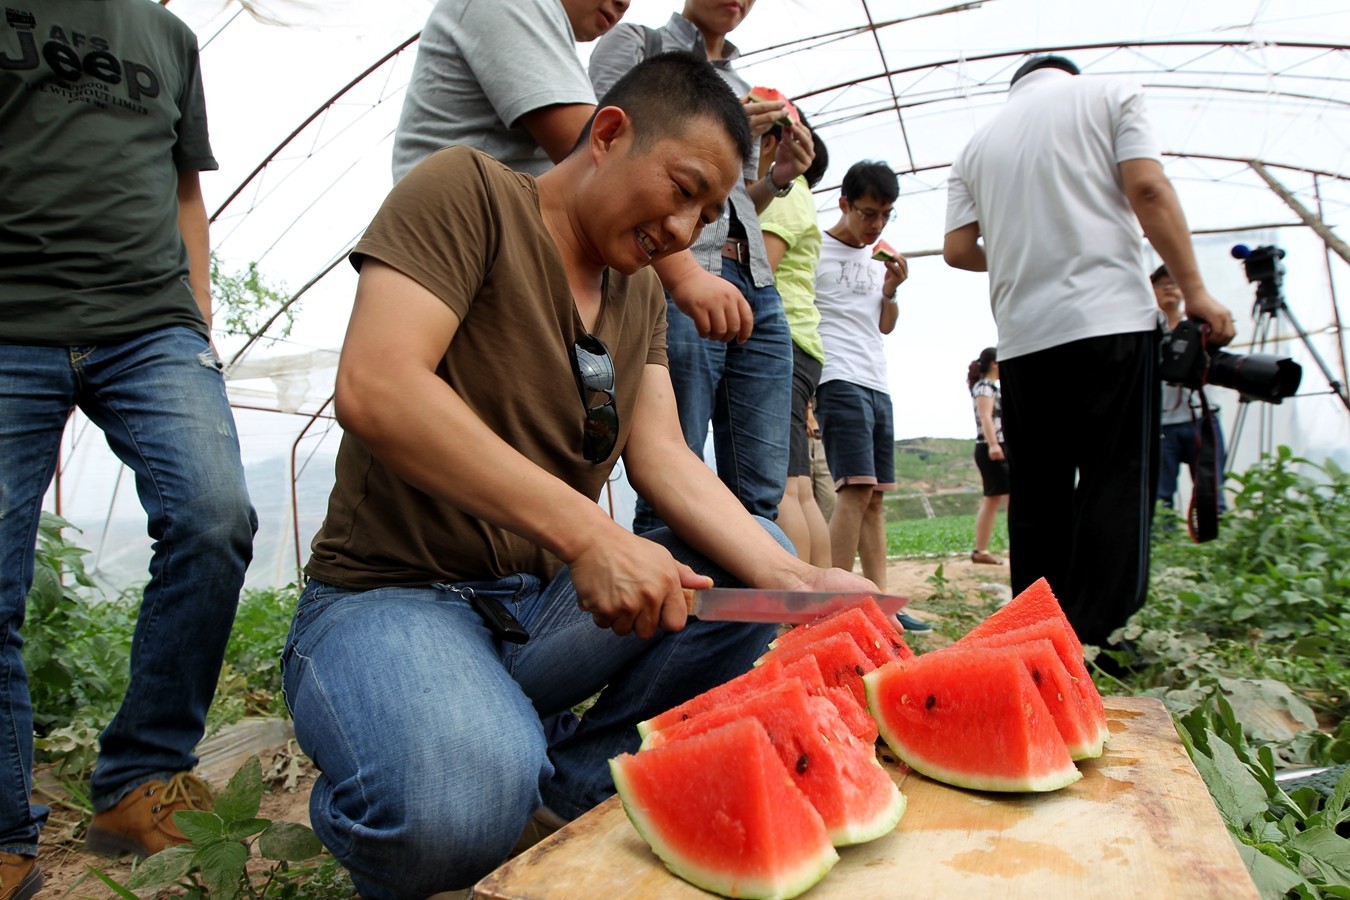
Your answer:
[582,400,619,462]
[573,334,619,463]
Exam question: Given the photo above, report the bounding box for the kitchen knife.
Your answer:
[686,588,909,624]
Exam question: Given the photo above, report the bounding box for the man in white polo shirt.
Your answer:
[943,55,1235,662]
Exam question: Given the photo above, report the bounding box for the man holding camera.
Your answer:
[943,55,1235,659]
[1152,264,1228,516]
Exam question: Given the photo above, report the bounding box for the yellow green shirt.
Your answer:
[760,176,825,363]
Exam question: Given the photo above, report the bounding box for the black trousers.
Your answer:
[998,330,1161,648]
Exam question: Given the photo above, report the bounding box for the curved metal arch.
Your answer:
[791,39,1350,105]
[209,32,421,224]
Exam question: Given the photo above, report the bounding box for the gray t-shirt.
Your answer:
[391,0,597,181]
[588,13,774,289]
[0,0,216,345]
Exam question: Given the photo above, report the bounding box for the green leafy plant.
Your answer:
[23,513,135,774]
[89,755,346,899]
[1177,692,1350,898]
[211,252,296,341]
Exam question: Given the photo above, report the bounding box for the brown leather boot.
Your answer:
[0,853,42,900]
[85,772,215,858]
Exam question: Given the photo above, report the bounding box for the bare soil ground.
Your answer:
[35,555,1006,897]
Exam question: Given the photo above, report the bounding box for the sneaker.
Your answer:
[895,610,932,633]
[0,853,42,900]
[971,550,1003,565]
[85,772,214,858]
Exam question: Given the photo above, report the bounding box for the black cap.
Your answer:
[1150,264,1170,284]
[1011,55,1080,86]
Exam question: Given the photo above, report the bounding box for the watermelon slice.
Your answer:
[642,680,905,846]
[957,618,1109,750]
[964,576,1084,658]
[864,648,1081,792]
[871,239,898,262]
[638,658,788,740]
[769,597,913,662]
[612,718,838,899]
[748,85,800,126]
[942,639,1102,760]
[758,631,875,709]
[779,654,878,745]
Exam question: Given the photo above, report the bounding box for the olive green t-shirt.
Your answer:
[0,0,216,344]
[305,147,667,588]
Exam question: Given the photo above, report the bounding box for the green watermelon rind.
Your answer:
[828,764,907,846]
[610,759,839,900]
[862,670,1083,794]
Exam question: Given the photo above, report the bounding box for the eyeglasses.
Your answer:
[849,203,897,224]
[571,334,619,463]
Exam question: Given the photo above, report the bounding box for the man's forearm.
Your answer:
[177,172,213,327]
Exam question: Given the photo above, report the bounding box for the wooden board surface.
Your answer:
[475,696,1259,899]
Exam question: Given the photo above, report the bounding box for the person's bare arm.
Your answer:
[623,362,878,631]
[517,103,596,163]
[762,232,789,272]
[1120,158,1235,345]
[177,170,213,327]
[975,394,1003,459]
[337,261,695,638]
[652,251,754,344]
[745,121,814,214]
[943,221,986,272]
[879,256,906,334]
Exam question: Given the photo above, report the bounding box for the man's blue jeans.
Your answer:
[632,258,792,533]
[1158,419,1228,512]
[0,327,256,854]
[281,524,784,900]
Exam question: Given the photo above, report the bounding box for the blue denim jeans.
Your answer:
[632,258,792,533]
[1158,419,1228,512]
[0,327,256,854]
[282,524,784,899]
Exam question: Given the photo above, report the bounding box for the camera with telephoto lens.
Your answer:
[1157,246,1303,403]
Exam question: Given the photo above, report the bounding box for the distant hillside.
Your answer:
[887,437,982,520]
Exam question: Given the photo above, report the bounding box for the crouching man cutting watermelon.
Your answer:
[282,53,875,900]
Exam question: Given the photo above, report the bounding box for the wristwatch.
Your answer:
[766,162,794,198]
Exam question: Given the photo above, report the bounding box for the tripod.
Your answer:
[1226,265,1350,465]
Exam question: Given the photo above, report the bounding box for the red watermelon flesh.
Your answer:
[863,648,1081,792]
[871,239,899,262]
[825,684,878,745]
[944,639,1102,760]
[957,618,1109,749]
[964,577,1084,658]
[748,85,801,126]
[759,631,875,709]
[611,717,838,899]
[641,680,905,846]
[770,598,912,661]
[637,658,787,739]
[780,654,878,745]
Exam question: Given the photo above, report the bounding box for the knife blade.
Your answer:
[686,588,909,624]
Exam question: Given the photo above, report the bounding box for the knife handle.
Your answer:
[682,588,698,618]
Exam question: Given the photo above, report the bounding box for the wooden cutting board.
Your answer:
[474,696,1259,899]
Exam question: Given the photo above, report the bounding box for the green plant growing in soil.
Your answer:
[88,755,346,899]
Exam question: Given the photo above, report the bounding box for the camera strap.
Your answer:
[1187,391,1221,543]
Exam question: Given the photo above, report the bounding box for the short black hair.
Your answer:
[574,52,752,164]
[1010,55,1080,86]
[766,110,830,189]
[1150,264,1171,284]
[841,160,898,204]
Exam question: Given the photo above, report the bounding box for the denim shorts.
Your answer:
[816,380,896,490]
[788,343,823,478]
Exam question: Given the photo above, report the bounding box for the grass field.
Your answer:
[885,511,1008,558]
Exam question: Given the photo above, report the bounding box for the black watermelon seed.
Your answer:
[1032,668,1042,684]
[925,694,936,710]
[796,753,809,774]
[855,665,866,676]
